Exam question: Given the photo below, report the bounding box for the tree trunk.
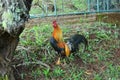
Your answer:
[0,0,33,80]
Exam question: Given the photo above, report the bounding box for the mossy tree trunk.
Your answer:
[0,0,33,80]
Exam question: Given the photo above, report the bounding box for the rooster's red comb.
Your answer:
[53,20,57,24]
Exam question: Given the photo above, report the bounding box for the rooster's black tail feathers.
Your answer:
[67,34,88,52]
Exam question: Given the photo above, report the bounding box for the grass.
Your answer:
[14,16,120,80]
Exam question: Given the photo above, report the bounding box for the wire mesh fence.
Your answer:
[30,0,120,18]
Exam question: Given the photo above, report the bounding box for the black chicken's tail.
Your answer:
[67,34,88,53]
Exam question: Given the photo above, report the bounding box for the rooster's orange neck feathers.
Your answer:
[52,21,63,42]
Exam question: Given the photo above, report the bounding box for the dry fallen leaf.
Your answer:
[56,57,61,65]
[85,70,93,75]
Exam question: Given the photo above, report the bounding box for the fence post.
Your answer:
[103,0,106,10]
[53,0,57,16]
[106,0,109,10]
[97,0,99,12]
[42,0,44,17]
[87,0,90,12]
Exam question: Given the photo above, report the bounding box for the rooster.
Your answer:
[50,20,88,58]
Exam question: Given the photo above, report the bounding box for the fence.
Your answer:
[30,0,120,18]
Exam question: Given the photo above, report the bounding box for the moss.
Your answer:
[2,10,14,29]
